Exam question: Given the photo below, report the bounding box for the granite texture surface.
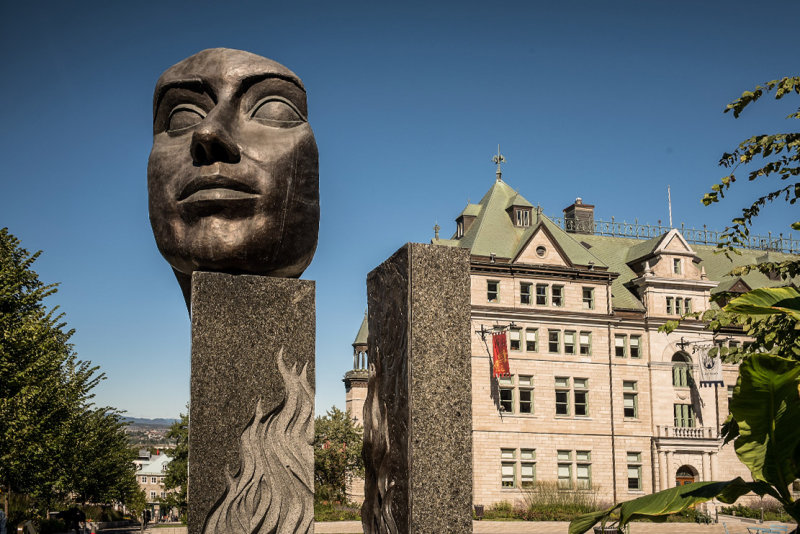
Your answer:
[362,243,472,534]
[189,272,315,534]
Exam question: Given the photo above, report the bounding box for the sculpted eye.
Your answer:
[250,97,304,126]
[167,105,205,132]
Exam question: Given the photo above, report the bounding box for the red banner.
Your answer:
[492,332,510,377]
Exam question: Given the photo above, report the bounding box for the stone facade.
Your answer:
[344,174,797,509]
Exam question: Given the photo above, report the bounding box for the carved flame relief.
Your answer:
[202,349,314,534]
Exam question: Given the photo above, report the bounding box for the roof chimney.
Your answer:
[563,197,595,234]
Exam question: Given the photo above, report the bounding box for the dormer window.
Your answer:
[673,258,682,274]
[457,220,464,238]
[514,207,531,227]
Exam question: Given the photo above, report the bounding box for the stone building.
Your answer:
[135,449,172,518]
[344,168,800,507]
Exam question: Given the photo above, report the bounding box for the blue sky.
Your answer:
[1,1,798,418]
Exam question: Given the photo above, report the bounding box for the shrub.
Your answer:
[520,481,609,521]
[313,500,361,521]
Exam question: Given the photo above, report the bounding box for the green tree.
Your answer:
[0,227,138,518]
[161,410,188,520]
[314,407,363,502]
[58,408,139,505]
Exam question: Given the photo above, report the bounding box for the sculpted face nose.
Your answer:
[190,119,241,166]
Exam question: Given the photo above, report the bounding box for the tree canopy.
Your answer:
[161,410,188,520]
[0,227,141,518]
[314,406,363,502]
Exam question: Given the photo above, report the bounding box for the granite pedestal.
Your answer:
[361,243,472,534]
[189,272,315,534]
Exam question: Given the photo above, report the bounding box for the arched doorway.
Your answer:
[676,465,698,486]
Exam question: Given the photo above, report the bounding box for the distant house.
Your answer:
[135,450,172,518]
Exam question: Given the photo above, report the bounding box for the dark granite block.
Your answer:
[362,243,472,534]
[189,272,315,534]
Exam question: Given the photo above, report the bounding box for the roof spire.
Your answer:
[433,222,440,240]
[492,145,506,181]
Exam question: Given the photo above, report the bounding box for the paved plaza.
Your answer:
[91,518,795,534]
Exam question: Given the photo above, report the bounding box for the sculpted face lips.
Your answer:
[148,48,319,286]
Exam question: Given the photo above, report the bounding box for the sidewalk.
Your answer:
[88,519,794,533]
[314,519,793,533]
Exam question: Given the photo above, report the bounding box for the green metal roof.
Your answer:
[433,177,800,312]
[353,311,368,345]
[437,179,607,268]
[459,203,482,217]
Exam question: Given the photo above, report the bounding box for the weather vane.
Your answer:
[492,145,506,181]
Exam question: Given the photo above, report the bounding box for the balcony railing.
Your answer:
[548,216,800,254]
[657,425,717,439]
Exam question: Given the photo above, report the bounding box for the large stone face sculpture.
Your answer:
[148,48,319,301]
[148,49,317,534]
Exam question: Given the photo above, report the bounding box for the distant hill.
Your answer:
[123,417,178,427]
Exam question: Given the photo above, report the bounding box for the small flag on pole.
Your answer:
[492,332,510,377]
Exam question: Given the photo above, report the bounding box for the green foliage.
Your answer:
[727,354,800,498]
[721,502,790,522]
[519,481,608,521]
[702,77,800,249]
[314,406,363,502]
[313,500,361,521]
[0,227,140,515]
[160,410,188,519]
[569,478,757,534]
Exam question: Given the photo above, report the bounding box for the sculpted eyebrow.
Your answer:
[236,72,306,97]
[153,79,215,117]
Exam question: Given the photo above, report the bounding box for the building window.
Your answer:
[456,221,464,238]
[576,451,592,489]
[516,209,531,227]
[557,450,573,489]
[501,448,516,488]
[150,491,156,500]
[623,381,638,419]
[151,477,157,484]
[666,296,674,315]
[674,403,696,427]
[501,448,536,488]
[673,258,682,274]
[582,287,594,309]
[627,452,642,491]
[548,330,560,353]
[487,280,499,302]
[564,331,576,355]
[141,476,147,483]
[676,297,683,314]
[519,375,533,414]
[555,377,570,416]
[630,335,641,358]
[520,449,536,487]
[684,298,692,314]
[579,332,591,355]
[552,285,564,307]
[574,378,588,416]
[509,328,521,351]
[536,284,548,305]
[672,353,692,387]
[499,376,513,413]
[520,282,531,305]
[615,335,627,357]
[161,491,166,498]
[525,328,538,352]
